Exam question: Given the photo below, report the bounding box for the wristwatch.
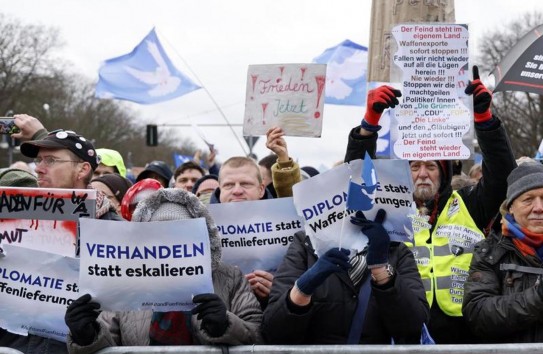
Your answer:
[371,264,394,282]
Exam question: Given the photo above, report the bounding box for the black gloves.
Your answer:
[65,294,101,346]
[351,209,390,268]
[191,293,228,338]
[295,248,351,295]
[464,65,493,123]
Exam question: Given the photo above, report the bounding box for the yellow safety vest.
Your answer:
[406,191,484,316]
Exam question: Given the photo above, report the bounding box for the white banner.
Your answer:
[0,245,80,342]
[390,23,473,160]
[208,198,303,274]
[293,159,415,256]
[78,218,214,312]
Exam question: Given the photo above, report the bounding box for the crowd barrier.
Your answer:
[3,344,543,354]
[90,344,543,354]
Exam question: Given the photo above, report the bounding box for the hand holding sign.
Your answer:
[65,294,101,346]
[350,209,389,268]
[192,293,228,337]
[362,85,402,132]
[295,248,351,296]
[465,65,493,123]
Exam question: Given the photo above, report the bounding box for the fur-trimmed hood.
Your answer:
[132,188,221,270]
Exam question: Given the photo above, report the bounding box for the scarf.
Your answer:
[349,250,368,287]
[149,311,193,345]
[502,213,543,260]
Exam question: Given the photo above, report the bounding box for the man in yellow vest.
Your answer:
[343,66,517,343]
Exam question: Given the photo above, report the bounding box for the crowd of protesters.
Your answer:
[2,64,543,353]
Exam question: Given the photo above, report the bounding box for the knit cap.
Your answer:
[0,168,38,187]
[91,173,133,203]
[506,162,543,207]
[131,188,222,269]
[192,174,219,195]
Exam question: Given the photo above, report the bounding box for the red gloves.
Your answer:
[464,65,492,123]
[362,85,402,131]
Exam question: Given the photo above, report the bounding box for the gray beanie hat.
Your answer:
[131,188,221,269]
[506,162,543,207]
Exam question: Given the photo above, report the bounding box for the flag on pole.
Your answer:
[313,39,368,106]
[96,28,201,104]
[347,153,377,210]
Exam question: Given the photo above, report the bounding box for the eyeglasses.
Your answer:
[34,156,82,167]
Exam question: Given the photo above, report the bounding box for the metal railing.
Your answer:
[93,343,543,354]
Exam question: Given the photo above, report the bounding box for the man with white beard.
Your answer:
[343,66,517,344]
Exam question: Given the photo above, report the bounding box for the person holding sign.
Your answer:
[210,156,276,308]
[262,208,428,344]
[65,189,262,351]
[266,126,302,198]
[463,162,543,343]
[14,117,122,221]
[344,66,517,344]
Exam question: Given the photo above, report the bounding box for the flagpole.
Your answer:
[157,29,248,156]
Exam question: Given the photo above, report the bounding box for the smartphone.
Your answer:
[0,118,20,134]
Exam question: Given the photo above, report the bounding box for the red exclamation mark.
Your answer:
[314,75,325,118]
[261,103,268,125]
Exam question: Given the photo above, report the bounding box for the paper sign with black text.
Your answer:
[208,197,303,274]
[78,218,213,311]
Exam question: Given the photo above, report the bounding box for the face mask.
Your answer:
[198,192,213,205]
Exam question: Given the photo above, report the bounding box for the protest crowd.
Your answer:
[1,20,543,354]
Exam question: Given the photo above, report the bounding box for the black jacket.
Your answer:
[463,231,543,343]
[262,231,429,344]
[343,118,517,343]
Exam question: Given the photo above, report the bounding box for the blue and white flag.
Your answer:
[313,39,368,106]
[347,153,377,210]
[96,28,201,104]
[173,153,193,168]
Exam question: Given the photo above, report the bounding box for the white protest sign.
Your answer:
[0,244,79,343]
[390,23,473,160]
[0,187,96,257]
[243,63,326,137]
[208,198,303,274]
[293,159,415,257]
[78,218,213,312]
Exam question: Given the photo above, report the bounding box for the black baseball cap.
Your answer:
[20,129,100,170]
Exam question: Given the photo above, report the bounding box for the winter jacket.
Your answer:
[343,117,516,343]
[67,262,263,354]
[67,189,263,353]
[462,230,543,343]
[261,231,429,344]
[271,157,301,198]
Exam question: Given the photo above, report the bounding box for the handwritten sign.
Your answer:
[78,218,213,312]
[390,24,473,160]
[243,63,326,137]
[0,245,80,343]
[293,159,415,257]
[208,198,303,274]
[0,187,95,257]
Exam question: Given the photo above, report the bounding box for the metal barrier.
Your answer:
[95,343,543,354]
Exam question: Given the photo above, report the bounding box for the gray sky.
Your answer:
[1,0,541,169]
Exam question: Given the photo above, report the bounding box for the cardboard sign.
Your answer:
[243,63,326,137]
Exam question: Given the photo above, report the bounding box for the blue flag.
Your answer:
[173,153,193,168]
[313,39,368,106]
[347,153,377,210]
[96,28,201,104]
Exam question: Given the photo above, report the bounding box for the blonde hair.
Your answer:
[220,156,262,184]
